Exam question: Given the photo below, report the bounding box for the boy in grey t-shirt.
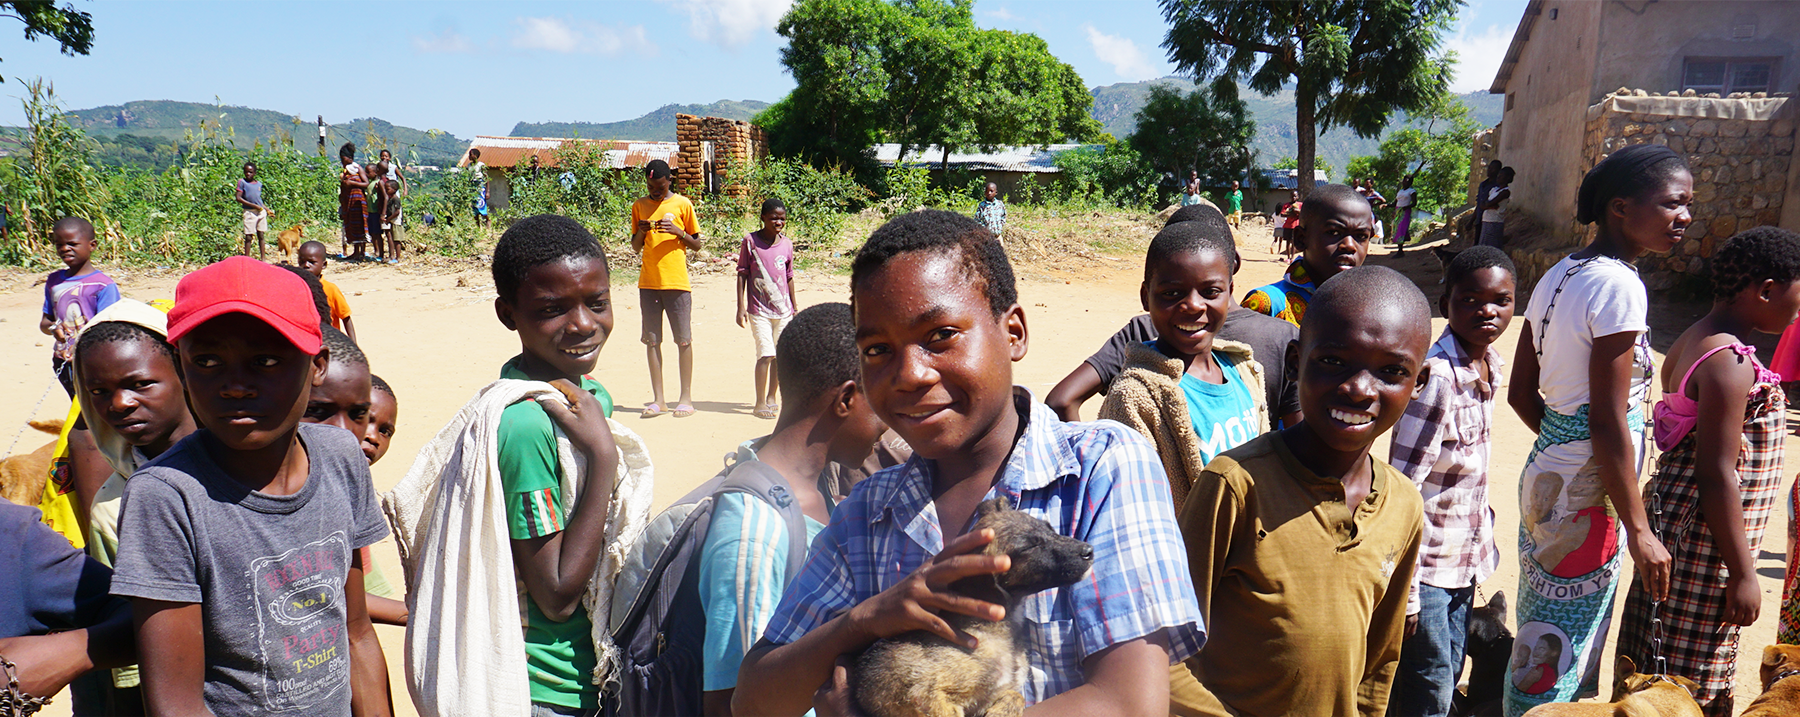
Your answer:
[111,257,393,716]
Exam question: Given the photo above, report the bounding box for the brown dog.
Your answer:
[1520,656,1702,716]
[276,222,306,261]
[0,419,66,506]
[1742,645,1800,716]
[851,498,1093,717]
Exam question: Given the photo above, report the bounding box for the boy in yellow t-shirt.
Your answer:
[630,159,702,418]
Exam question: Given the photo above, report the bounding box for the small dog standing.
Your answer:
[1742,645,1800,716]
[276,222,305,262]
[853,498,1093,717]
[1453,592,1512,717]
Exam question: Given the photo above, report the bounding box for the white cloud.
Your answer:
[1085,25,1156,82]
[663,0,791,49]
[983,6,1016,21]
[1445,22,1515,93]
[510,16,653,56]
[413,29,474,54]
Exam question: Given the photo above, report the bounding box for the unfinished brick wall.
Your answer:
[675,114,770,197]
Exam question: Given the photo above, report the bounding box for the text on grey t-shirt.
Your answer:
[111,422,388,716]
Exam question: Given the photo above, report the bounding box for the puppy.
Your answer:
[1520,656,1702,717]
[853,498,1093,717]
[1742,645,1800,716]
[276,222,305,261]
[0,419,66,506]
[1452,591,1511,717]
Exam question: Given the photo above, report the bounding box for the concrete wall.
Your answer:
[1493,1,1603,257]
[1592,1,1800,103]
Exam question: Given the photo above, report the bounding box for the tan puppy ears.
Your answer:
[1616,655,1638,675]
[1766,645,1786,666]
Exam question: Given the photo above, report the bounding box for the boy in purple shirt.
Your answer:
[39,217,120,396]
[736,198,797,419]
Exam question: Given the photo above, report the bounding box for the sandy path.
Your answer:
[12,223,1795,715]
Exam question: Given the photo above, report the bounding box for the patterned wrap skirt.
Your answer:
[1617,382,1784,716]
[1505,405,1643,717]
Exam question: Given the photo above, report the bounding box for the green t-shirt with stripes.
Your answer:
[496,356,614,709]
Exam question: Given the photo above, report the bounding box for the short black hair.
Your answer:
[491,214,608,304]
[760,197,787,216]
[53,216,94,240]
[1304,265,1431,343]
[1711,226,1800,301]
[776,302,859,409]
[1145,220,1236,281]
[1165,203,1226,228]
[322,325,367,369]
[1442,246,1517,296]
[1298,184,1370,226]
[75,320,177,368]
[851,209,1016,317]
[371,374,394,398]
[340,142,356,160]
[468,147,480,159]
[278,264,331,327]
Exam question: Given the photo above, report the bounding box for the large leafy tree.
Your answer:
[1,0,94,83]
[1345,92,1483,214]
[1127,77,1255,189]
[1159,0,1459,197]
[762,0,1099,171]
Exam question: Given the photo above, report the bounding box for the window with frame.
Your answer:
[1683,58,1775,94]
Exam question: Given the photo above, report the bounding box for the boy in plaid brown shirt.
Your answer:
[1385,246,1516,717]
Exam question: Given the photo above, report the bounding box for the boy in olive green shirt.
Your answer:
[1171,267,1430,717]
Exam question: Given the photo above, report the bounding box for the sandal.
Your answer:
[753,406,777,420]
[672,404,696,418]
[641,402,666,418]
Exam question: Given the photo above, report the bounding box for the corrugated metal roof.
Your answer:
[872,143,1098,173]
[1260,169,1331,190]
[458,136,679,170]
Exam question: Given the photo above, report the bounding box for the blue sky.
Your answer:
[0,0,1528,139]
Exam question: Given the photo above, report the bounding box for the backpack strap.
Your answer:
[714,459,811,582]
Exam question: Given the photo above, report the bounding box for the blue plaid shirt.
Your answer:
[761,393,1206,703]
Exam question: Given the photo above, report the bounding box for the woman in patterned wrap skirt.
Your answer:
[1616,227,1800,716]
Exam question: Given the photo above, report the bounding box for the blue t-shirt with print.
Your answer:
[1178,350,1259,466]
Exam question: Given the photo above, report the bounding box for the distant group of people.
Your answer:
[337,142,408,264]
[12,140,1800,717]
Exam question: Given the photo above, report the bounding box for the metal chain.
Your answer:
[1647,491,1668,678]
[0,655,50,717]
[3,379,55,458]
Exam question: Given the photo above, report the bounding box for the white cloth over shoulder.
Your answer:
[381,379,654,717]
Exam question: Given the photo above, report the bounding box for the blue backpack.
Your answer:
[604,449,809,716]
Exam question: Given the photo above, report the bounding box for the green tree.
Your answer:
[759,0,897,170]
[763,0,1099,173]
[0,0,94,83]
[1127,77,1255,189]
[1343,93,1483,214]
[1159,0,1459,197]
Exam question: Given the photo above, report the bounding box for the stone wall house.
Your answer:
[1477,0,1800,286]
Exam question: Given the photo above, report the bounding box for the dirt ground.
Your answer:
[13,217,1796,715]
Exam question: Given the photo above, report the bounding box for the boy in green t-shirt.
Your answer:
[491,214,623,713]
[1226,180,1243,229]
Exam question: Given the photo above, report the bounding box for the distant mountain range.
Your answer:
[1091,77,1504,174]
[62,100,471,165]
[509,99,770,141]
[48,80,1499,174]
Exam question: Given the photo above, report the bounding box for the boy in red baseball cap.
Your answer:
[109,256,394,717]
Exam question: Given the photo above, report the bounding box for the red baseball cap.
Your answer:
[166,256,323,354]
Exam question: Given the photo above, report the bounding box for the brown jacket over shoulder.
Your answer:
[1097,339,1268,514]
